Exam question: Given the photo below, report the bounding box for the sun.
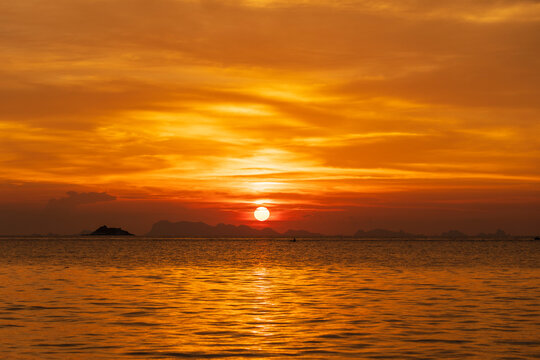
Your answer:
[254,207,270,221]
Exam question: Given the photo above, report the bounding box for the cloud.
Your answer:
[0,0,539,235]
[46,191,116,210]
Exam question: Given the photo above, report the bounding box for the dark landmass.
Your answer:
[441,229,511,239]
[353,228,514,239]
[475,229,510,238]
[0,226,534,239]
[147,220,322,237]
[85,225,134,236]
[147,221,523,239]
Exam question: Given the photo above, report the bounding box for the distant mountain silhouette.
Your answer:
[147,221,517,239]
[354,228,516,239]
[86,225,134,236]
[147,220,323,237]
[475,229,509,238]
[147,220,280,237]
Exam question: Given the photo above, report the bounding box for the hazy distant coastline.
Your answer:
[147,221,522,239]
[1,221,533,239]
[146,220,325,238]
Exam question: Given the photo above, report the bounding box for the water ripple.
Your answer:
[0,238,538,359]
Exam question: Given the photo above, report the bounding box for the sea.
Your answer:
[0,237,539,359]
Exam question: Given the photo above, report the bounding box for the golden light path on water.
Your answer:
[0,238,539,359]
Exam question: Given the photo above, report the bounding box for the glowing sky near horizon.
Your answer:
[1,0,539,235]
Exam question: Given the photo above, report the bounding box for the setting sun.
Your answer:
[254,207,270,221]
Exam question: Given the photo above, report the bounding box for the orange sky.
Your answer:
[1,0,539,235]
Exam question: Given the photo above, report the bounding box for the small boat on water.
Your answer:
[291,237,296,242]
[535,236,540,240]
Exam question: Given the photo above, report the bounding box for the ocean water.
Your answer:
[0,238,539,359]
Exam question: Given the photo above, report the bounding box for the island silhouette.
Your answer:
[71,222,521,239]
[146,220,324,238]
[85,225,134,236]
[144,221,516,239]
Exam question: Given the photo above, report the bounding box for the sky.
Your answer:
[1,0,539,235]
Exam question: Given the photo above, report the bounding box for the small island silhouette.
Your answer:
[85,225,134,236]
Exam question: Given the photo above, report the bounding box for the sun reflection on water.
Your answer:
[1,239,539,358]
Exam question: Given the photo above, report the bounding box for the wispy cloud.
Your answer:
[46,191,116,210]
[0,0,539,234]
